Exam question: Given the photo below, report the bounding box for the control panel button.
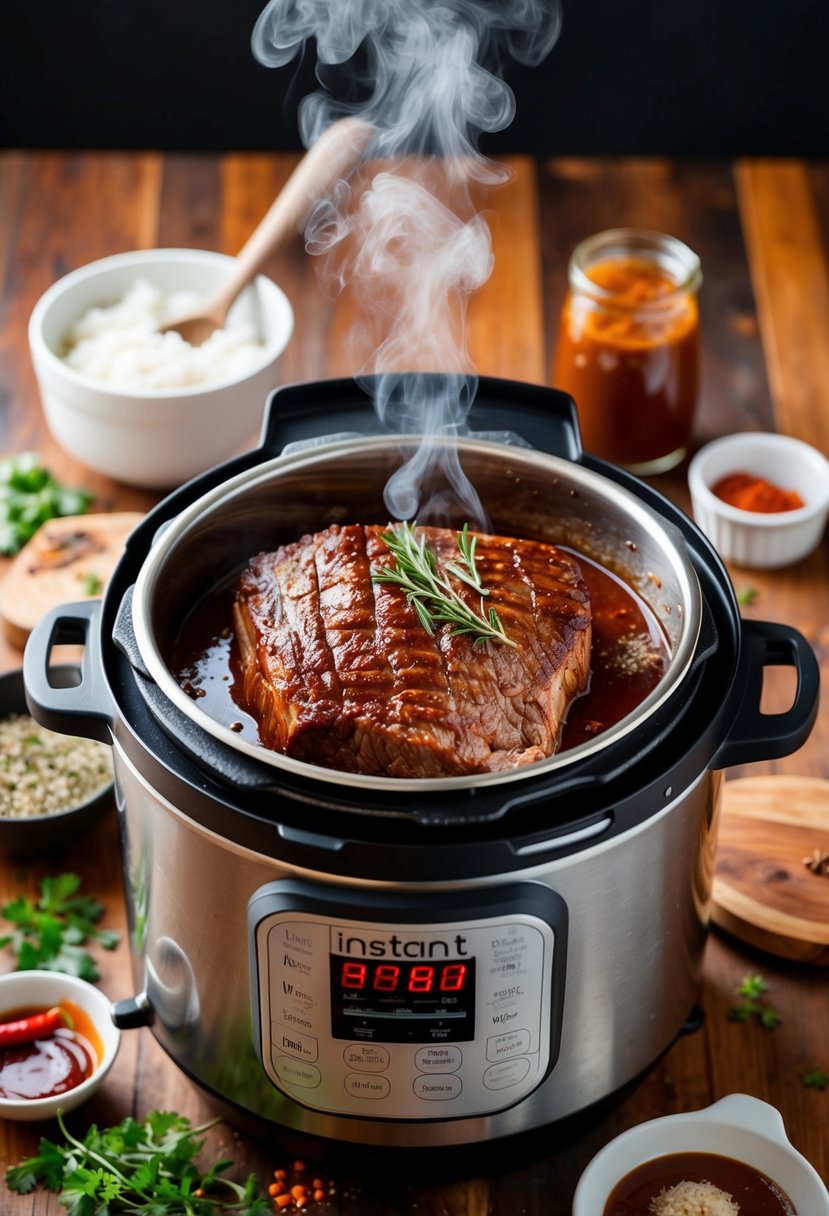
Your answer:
[343,1043,390,1071]
[272,1023,319,1063]
[486,1029,531,1062]
[274,1055,321,1089]
[415,1045,463,1073]
[344,1073,391,1100]
[413,1073,463,1100]
[483,1057,531,1090]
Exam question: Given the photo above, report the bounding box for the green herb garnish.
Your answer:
[0,451,93,555]
[803,1068,829,1090]
[736,585,758,606]
[728,973,781,1030]
[6,1108,270,1214]
[81,570,104,595]
[0,872,118,981]
[372,522,516,648]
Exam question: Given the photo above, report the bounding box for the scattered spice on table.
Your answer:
[711,471,805,513]
[803,847,829,877]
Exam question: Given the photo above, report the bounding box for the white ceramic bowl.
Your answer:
[572,1093,829,1215]
[0,969,121,1120]
[28,249,294,489]
[688,432,829,569]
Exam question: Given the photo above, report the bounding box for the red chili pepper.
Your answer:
[0,1005,73,1046]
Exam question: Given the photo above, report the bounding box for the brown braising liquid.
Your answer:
[603,1151,797,1215]
[171,549,670,756]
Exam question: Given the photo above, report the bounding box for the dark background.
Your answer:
[1,0,826,156]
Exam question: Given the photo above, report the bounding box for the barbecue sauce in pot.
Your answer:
[171,549,669,758]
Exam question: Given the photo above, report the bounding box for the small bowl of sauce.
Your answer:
[572,1094,829,1216]
[688,432,829,569]
[0,970,120,1120]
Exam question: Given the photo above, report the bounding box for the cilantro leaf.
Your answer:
[1,873,118,978]
[803,1068,829,1090]
[729,973,781,1031]
[6,1137,67,1192]
[7,1109,270,1213]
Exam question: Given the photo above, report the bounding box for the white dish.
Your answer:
[0,969,120,1120]
[572,1093,829,1214]
[28,249,294,489]
[688,432,829,569]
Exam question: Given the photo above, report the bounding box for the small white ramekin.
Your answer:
[28,249,294,490]
[0,969,120,1120]
[572,1093,829,1215]
[687,432,829,569]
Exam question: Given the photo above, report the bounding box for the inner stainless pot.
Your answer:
[132,433,702,792]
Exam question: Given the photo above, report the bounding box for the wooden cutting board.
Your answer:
[713,775,829,965]
[0,512,143,649]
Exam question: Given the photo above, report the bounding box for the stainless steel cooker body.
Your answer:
[23,377,819,1147]
[108,740,720,1147]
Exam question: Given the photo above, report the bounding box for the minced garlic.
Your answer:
[649,1179,740,1215]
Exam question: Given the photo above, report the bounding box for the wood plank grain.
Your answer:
[468,156,546,383]
[736,159,829,455]
[0,152,162,673]
[699,934,829,1180]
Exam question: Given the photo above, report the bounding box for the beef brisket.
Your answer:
[233,524,591,778]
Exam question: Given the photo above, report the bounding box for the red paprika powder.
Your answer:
[711,472,805,514]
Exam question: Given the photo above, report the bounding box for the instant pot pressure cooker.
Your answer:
[24,377,819,1148]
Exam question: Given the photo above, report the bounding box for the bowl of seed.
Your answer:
[0,667,113,855]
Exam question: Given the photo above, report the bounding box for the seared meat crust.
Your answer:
[234,524,591,778]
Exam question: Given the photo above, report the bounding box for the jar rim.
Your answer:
[568,227,703,307]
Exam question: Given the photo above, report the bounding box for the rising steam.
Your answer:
[252,0,561,524]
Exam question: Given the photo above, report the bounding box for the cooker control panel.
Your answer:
[248,881,567,1121]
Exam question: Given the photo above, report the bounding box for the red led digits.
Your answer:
[372,964,400,991]
[339,959,469,994]
[407,966,434,993]
[440,963,467,991]
[341,961,367,990]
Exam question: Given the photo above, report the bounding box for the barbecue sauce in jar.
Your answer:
[603,1151,796,1215]
[553,229,702,475]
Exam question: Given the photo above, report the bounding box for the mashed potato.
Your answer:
[61,279,265,390]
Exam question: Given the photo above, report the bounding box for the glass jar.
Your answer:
[552,229,702,475]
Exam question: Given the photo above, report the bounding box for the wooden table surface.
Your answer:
[0,150,827,1209]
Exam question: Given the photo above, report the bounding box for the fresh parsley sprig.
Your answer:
[6,1109,270,1215]
[728,974,781,1030]
[372,522,517,648]
[0,872,118,981]
[0,451,93,555]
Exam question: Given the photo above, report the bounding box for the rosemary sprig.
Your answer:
[372,522,516,648]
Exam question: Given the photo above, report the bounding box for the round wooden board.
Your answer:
[713,776,829,965]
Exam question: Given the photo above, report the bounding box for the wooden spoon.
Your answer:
[160,117,373,346]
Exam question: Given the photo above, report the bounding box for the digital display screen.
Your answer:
[329,955,476,1043]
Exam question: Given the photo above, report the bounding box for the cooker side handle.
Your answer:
[711,619,819,768]
[23,601,115,744]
